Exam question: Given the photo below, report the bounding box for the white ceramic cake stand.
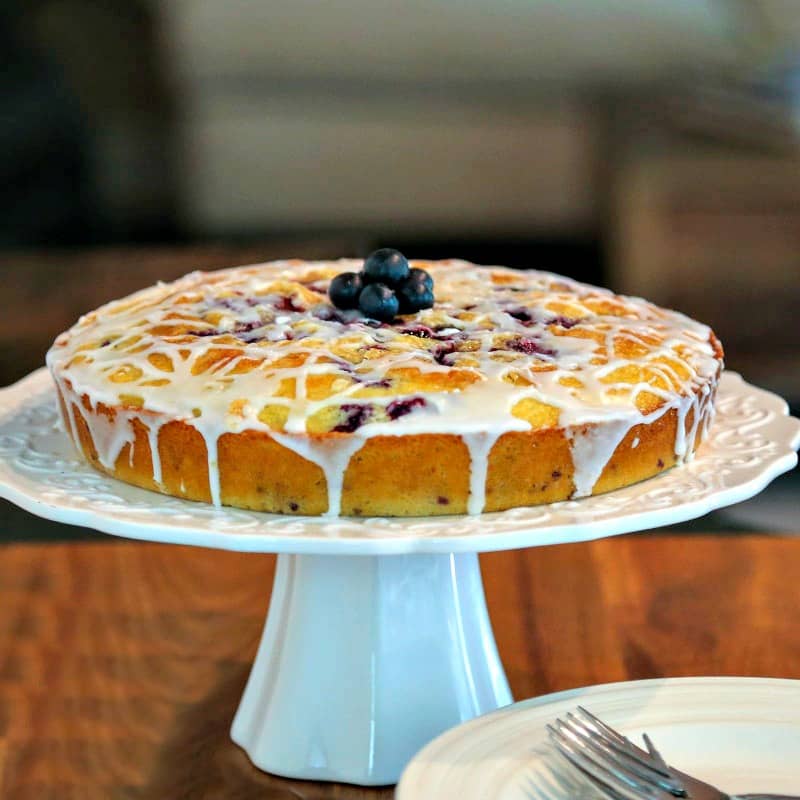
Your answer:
[1,370,798,785]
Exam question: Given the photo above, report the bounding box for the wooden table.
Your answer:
[1,534,799,799]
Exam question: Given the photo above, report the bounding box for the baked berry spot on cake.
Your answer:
[47,249,724,517]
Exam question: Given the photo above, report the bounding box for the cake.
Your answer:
[46,254,724,517]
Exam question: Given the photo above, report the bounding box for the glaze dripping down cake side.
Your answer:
[46,258,724,517]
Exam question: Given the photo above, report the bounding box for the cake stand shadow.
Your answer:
[1,369,798,785]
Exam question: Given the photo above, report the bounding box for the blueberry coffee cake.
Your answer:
[47,249,724,516]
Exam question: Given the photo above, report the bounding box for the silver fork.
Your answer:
[546,706,799,800]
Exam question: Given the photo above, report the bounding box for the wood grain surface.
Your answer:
[1,535,799,798]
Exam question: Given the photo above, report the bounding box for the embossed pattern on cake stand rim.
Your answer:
[0,368,798,785]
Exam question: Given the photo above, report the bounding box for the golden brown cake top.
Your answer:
[47,259,723,511]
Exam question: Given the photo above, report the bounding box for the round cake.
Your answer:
[46,257,724,517]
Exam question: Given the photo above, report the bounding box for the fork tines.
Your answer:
[546,706,687,800]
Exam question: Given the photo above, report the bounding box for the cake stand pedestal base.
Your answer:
[230,551,512,785]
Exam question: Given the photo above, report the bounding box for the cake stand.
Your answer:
[1,369,798,785]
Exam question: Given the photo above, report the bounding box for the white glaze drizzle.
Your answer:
[145,420,164,486]
[205,428,221,507]
[270,431,366,516]
[565,418,633,498]
[462,431,506,515]
[46,259,723,514]
[53,374,79,449]
[71,398,132,471]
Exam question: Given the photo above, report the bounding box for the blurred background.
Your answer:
[1,0,798,537]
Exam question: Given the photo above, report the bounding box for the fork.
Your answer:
[546,706,799,800]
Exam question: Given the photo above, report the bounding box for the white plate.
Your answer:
[398,677,800,798]
[0,369,798,554]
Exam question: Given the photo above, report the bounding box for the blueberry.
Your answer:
[397,277,434,314]
[407,267,433,291]
[386,397,426,419]
[329,272,364,310]
[333,404,373,433]
[358,283,399,322]
[362,248,410,287]
[503,337,556,357]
